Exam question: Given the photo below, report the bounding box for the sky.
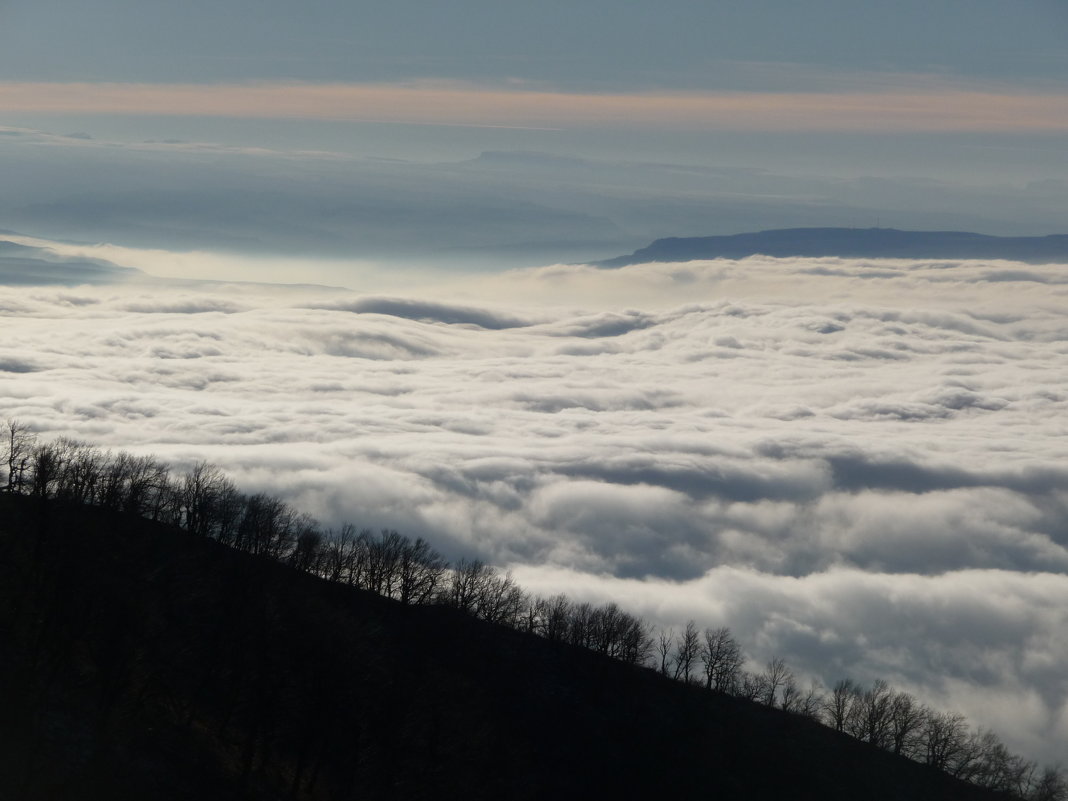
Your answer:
[3,0,1068,770]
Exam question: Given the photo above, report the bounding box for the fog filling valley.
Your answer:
[3,252,1067,763]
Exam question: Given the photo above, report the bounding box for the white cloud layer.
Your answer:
[3,251,1068,762]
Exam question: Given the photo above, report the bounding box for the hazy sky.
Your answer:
[1,1,1066,267]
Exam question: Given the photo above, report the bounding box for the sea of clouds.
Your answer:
[3,251,1067,762]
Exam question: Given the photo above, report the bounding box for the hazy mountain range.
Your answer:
[0,237,140,285]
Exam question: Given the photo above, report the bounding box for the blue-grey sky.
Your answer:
[3,0,1067,88]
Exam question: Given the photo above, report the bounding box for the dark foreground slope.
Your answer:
[0,494,1007,801]
[597,228,1068,266]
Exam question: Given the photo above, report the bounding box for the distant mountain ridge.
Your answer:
[0,238,142,285]
[597,227,1068,267]
[0,235,347,290]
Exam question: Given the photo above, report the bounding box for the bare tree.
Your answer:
[671,620,700,683]
[94,450,168,515]
[321,524,355,584]
[542,594,571,642]
[955,728,1035,793]
[99,453,172,519]
[396,536,447,605]
[780,675,802,713]
[823,678,859,732]
[854,679,893,748]
[758,657,793,707]
[476,571,525,625]
[28,440,64,498]
[921,710,970,772]
[656,626,675,677]
[947,727,990,784]
[237,492,297,558]
[180,460,229,538]
[288,521,324,575]
[364,529,405,597]
[795,679,826,720]
[737,670,768,702]
[616,612,653,666]
[446,558,492,614]
[1029,765,1068,801]
[347,528,374,588]
[567,601,595,649]
[320,523,373,587]
[888,689,926,758]
[211,480,245,546]
[700,626,743,692]
[590,602,623,656]
[521,594,546,635]
[52,438,104,504]
[2,418,34,493]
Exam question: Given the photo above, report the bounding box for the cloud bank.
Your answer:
[3,253,1067,762]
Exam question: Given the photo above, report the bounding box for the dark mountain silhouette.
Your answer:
[596,228,1068,267]
[0,492,1012,801]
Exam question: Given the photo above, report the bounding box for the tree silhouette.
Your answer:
[655,626,674,677]
[758,657,793,708]
[670,620,700,684]
[2,418,34,493]
[888,690,925,758]
[922,710,969,772]
[823,678,858,732]
[700,626,743,693]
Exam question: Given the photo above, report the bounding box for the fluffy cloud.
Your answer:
[3,250,1068,762]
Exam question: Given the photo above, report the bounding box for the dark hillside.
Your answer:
[0,493,1009,801]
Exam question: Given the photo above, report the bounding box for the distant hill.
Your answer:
[0,235,347,290]
[0,238,142,285]
[0,493,1008,801]
[596,227,1068,266]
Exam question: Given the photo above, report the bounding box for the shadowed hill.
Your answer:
[596,228,1068,267]
[0,493,1012,801]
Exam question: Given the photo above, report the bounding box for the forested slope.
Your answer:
[0,492,1015,801]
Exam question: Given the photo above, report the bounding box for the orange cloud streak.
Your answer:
[1,81,1066,132]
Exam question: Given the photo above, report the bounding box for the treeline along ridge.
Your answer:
[2,419,1065,800]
